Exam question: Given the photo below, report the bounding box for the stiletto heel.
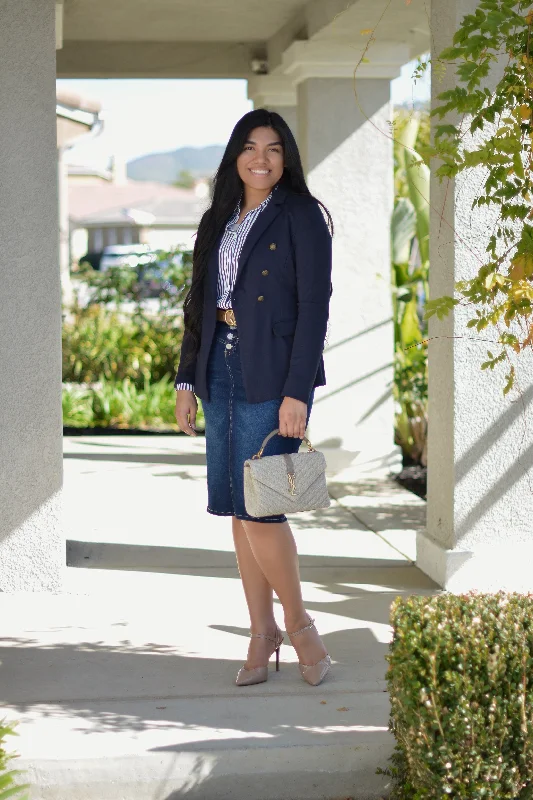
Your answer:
[287,615,331,687]
[235,627,284,686]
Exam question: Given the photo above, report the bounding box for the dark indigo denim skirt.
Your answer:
[202,321,314,523]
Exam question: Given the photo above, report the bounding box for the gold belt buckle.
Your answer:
[224,308,237,327]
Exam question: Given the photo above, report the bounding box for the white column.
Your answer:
[58,146,73,306]
[270,105,298,143]
[247,76,299,142]
[0,0,64,590]
[282,42,407,479]
[416,0,533,591]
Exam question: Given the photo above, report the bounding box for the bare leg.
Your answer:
[241,519,328,666]
[232,517,278,669]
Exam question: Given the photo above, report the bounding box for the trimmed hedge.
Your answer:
[385,593,533,799]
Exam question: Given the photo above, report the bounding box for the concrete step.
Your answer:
[8,691,392,800]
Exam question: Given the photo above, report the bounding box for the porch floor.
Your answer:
[1,434,435,800]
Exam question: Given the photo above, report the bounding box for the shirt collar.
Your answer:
[232,184,277,221]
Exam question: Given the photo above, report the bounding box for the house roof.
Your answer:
[57,89,102,116]
[68,164,112,180]
[69,179,206,227]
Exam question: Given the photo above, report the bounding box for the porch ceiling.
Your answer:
[58,0,430,79]
[63,0,309,42]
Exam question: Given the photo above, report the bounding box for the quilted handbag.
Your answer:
[243,428,331,518]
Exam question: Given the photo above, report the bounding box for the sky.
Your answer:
[57,57,430,170]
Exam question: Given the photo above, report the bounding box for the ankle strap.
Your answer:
[287,617,315,637]
[249,627,282,644]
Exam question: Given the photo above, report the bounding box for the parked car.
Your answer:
[77,250,103,271]
[138,251,193,298]
[98,244,192,299]
[99,244,154,273]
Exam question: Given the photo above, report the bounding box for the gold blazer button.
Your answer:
[257,295,264,302]
[269,243,277,250]
[262,269,269,276]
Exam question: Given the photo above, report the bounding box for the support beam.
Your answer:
[0,0,64,590]
[270,106,298,143]
[56,1,63,49]
[57,41,258,79]
[417,0,533,591]
[283,41,407,82]
[247,76,299,142]
[267,1,429,74]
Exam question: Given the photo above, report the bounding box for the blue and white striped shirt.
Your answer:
[176,188,274,392]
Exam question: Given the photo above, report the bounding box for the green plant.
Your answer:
[173,169,196,189]
[62,375,204,431]
[64,249,193,395]
[0,720,29,800]
[420,1,533,394]
[384,592,533,799]
[62,305,184,387]
[357,3,533,394]
[393,342,428,465]
[63,249,198,430]
[61,384,95,428]
[77,248,192,310]
[390,111,430,464]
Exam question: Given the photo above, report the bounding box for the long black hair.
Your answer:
[182,108,333,364]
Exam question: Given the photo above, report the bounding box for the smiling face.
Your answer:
[236,126,285,193]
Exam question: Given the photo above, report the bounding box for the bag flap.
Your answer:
[244,451,326,496]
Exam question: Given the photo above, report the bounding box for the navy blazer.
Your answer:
[175,181,332,404]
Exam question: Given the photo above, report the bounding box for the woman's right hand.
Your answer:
[175,390,198,436]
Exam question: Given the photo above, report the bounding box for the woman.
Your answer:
[174,109,333,687]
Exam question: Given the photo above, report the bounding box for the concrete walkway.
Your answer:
[1,435,436,800]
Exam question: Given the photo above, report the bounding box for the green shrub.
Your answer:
[393,341,428,465]
[65,249,192,388]
[384,593,533,799]
[76,248,193,309]
[62,252,201,431]
[391,111,430,466]
[62,305,184,387]
[62,376,204,431]
[0,720,29,800]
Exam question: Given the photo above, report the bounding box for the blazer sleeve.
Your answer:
[173,327,198,390]
[282,198,332,404]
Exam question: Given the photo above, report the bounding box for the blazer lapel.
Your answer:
[233,183,288,288]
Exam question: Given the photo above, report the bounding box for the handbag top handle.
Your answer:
[252,428,316,460]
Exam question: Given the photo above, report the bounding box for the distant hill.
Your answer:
[127,145,225,184]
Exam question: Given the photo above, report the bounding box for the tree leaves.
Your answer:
[427,0,533,394]
[509,253,533,281]
[423,296,459,321]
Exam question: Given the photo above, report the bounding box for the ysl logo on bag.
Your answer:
[243,429,330,518]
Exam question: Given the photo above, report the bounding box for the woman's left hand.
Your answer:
[279,396,307,438]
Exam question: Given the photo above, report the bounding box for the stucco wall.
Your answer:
[298,77,399,478]
[418,0,533,590]
[0,0,64,590]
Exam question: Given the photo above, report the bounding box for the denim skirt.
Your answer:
[202,321,314,523]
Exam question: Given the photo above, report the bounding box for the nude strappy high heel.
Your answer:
[235,626,284,687]
[287,615,331,686]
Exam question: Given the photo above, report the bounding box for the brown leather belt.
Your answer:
[216,307,237,326]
